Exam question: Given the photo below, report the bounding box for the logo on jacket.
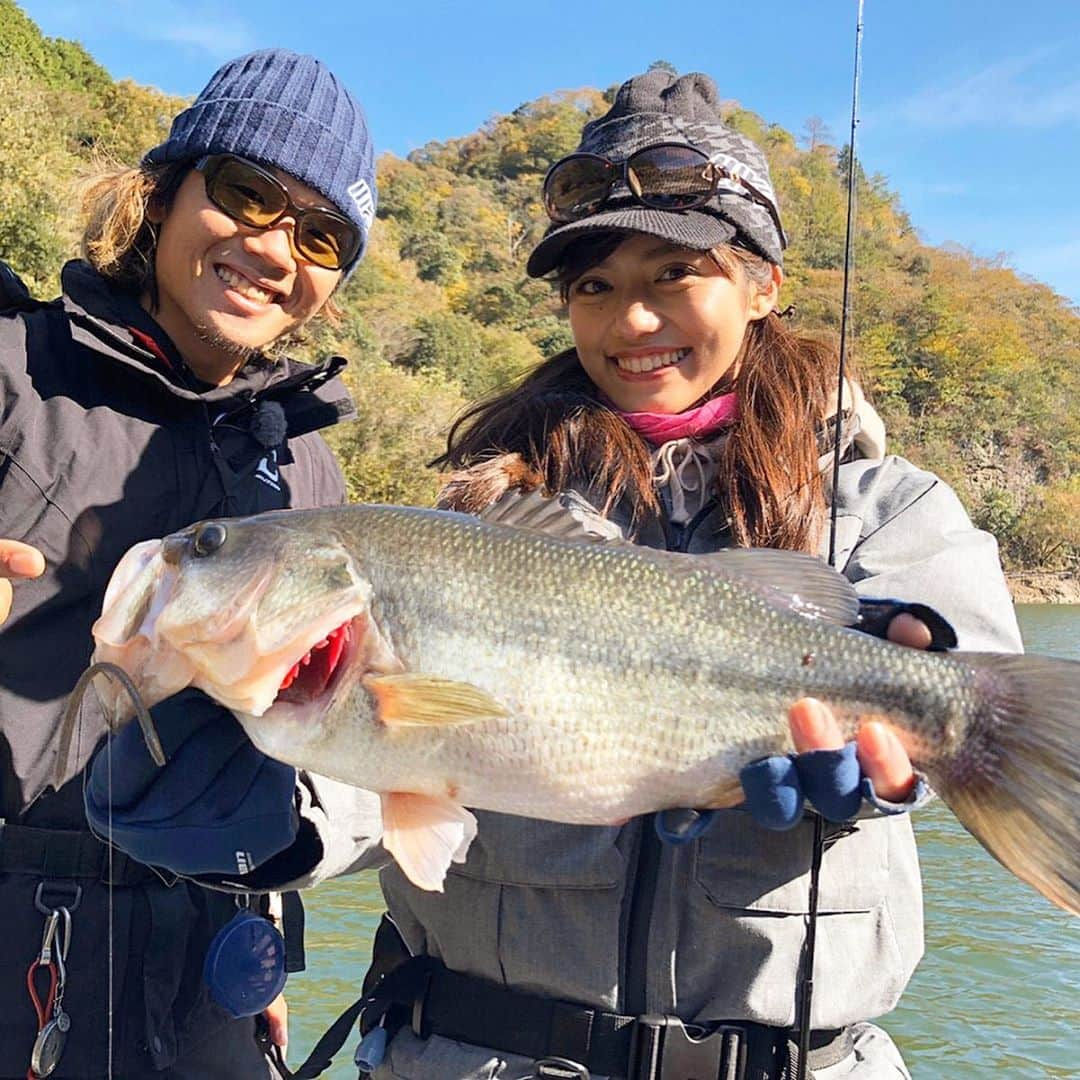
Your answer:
[256,449,282,492]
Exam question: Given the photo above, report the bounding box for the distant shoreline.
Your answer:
[1007,571,1080,604]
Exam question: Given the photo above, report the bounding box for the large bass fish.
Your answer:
[83,496,1079,911]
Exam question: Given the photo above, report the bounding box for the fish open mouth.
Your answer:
[275,619,355,706]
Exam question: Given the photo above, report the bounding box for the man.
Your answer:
[0,48,375,1077]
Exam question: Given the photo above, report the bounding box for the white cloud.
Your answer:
[36,0,256,61]
[137,17,257,59]
[877,46,1080,130]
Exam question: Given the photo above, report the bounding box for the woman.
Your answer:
[90,71,1022,1080]
[0,48,375,1078]
[373,70,1020,1079]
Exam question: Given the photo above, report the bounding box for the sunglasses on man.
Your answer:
[197,155,362,271]
[542,142,786,250]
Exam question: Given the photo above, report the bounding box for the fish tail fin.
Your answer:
[930,652,1080,916]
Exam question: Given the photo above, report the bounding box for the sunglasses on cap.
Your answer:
[196,155,362,271]
[542,142,786,250]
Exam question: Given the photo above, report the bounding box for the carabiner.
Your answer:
[38,911,60,965]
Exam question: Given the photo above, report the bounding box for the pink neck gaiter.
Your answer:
[616,392,740,445]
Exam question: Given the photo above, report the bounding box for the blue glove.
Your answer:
[739,743,929,831]
[85,689,298,877]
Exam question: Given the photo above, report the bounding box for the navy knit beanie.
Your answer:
[145,49,377,268]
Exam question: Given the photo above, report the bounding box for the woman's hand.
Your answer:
[788,698,915,803]
[787,612,931,803]
[739,614,931,828]
[0,540,45,624]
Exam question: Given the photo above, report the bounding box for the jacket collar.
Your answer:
[58,260,345,406]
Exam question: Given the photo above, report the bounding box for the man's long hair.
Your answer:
[80,162,187,304]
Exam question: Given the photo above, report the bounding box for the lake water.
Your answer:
[284,606,1080,1078]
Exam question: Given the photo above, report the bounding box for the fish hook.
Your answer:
[53,661,166,791]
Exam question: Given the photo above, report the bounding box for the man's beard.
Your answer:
[192,324,268,368]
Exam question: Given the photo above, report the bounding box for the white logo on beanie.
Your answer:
[347,179,375,230]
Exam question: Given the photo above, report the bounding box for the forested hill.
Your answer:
[1,2,1076,578]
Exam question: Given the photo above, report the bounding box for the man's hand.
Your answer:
[261,992,288,1056]
[0,540,45,623]
[84,689,299,876]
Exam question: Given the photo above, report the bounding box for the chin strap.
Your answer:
[797,5,865,1080]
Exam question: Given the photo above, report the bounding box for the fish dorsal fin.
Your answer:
[478,488,627,545]
[365,673,507,727]
[479,491,856,624]
[381,791,478,892]
[686,548,860,626]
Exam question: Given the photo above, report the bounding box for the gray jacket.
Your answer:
[281,446,1022,1080]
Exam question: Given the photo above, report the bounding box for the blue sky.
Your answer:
[21,0,1080,305]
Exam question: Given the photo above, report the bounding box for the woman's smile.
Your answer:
[567,234,777,414]
[609,347,692,376]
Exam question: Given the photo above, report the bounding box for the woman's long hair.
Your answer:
[435,234,838,553]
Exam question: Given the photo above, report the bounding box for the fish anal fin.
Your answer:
[381,792,478,892]
[701,776,746,810]
[365,673,507,727]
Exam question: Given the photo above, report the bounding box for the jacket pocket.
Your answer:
[693,810,890,914]
[382,813,627,1011]
[449,811,623,888]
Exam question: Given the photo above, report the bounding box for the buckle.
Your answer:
[534,1058,590,1080]
[34,880,82,915]
[630,1015,746,1080]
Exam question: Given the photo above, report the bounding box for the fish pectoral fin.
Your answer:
[380,792,478,892]
[364,673,507,727]
[701,777,746,809]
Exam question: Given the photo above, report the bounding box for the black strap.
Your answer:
[282,889,307,973]
[261,995,369,1080]
[361,956,849,1080]
[268,949,853,1080]
[417,964,637,1075]
[0,823,158,885]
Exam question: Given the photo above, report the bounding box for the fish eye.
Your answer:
[193,522,228,558]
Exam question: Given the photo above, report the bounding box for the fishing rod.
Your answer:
[828,0,865,570]
[796,4,864,1080]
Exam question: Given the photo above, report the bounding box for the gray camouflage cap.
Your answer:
[526,70,786,277]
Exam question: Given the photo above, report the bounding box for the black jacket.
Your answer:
[0,261,354,1075]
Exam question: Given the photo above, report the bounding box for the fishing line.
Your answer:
[798,5,865,1080]
[64,661,162,1078]
[107,721,114,1079]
